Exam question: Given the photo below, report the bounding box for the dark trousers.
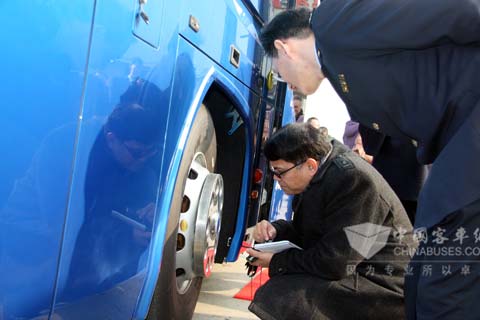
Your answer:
[405,198,480,319]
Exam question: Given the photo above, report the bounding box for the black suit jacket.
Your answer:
[359,124,427,202]
[312,0,480,227]
[266,142,413,318]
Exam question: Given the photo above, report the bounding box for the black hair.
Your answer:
[264,123,330,163]
[260,8,313,57]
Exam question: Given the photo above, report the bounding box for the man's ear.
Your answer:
[273,39,290,57]
[305,158,318,175]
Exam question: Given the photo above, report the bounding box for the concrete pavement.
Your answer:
[193,257,259,320]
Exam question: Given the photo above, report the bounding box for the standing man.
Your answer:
[260,4,480,319]
[344,120,427,223]
[293,95,305,122]
[359,124,428,224]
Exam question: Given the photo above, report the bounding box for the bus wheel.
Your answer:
[148,105,223,319]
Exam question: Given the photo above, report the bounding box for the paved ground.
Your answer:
[193,256,259,320]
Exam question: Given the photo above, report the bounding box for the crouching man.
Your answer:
[247,123,414,320]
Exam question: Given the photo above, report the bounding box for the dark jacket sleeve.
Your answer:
[270,219,300,243]
[268,161,392,280]
[318,0,480,50]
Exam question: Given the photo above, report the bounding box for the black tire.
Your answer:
[147,105,216,320]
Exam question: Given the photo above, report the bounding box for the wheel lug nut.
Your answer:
[180,219,188,232]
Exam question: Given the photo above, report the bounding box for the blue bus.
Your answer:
[0,0,295,319]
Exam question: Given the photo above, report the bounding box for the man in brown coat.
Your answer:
[247,123,414,319]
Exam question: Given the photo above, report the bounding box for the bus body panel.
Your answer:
[0,1,291,319]
[50,0,176,316]
[179,0,262,94]
[0,1,95,318]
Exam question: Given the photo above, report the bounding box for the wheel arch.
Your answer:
[203,82,253,264]
[133,67,255,319]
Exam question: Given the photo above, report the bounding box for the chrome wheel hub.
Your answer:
[175,153,223,293]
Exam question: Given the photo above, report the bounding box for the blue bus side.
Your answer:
[0,0,279,319]
[0,2,95,318]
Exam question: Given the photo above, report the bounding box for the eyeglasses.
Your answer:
[269,160,306,179]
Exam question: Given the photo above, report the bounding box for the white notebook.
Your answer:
[253,240,302,253]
